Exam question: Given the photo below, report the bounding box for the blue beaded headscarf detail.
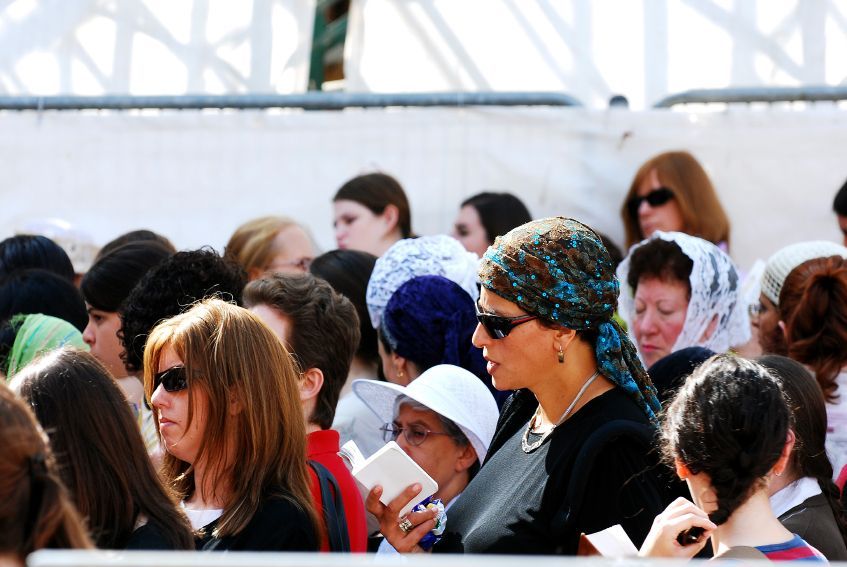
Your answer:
[479,217,661,421]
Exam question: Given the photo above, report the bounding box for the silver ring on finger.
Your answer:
[398,516,413,534]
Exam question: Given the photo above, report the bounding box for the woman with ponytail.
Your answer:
[778,256,847,487]
[0,383,92,563]
[759,355,847,560]
[639,355,825,561]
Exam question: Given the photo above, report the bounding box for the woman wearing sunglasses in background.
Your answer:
[368,217,667,554]
[621,151,730,250]
[353,364,498,554]
[144,298,319,551]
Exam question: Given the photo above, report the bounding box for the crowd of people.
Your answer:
[2,151,847,564]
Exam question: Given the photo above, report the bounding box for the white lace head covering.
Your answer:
[617,231,750,360]
[366,235,480,328]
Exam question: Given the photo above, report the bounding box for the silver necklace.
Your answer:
[521,369,600,453]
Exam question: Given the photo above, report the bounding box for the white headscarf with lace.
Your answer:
[366,235,480,329]
[617,231,750,360]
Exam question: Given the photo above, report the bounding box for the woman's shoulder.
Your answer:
[125,521,174,550]
[754,534,827,562]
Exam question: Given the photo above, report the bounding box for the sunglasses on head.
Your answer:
[154,366,188,393]
[475,301,537,339]
[627,187,675,217]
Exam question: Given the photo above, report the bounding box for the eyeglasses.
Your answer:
[266,257,313,273]
[627,187,675,218]
[475,301,537,339]
[380,423,451,447]
[153,366,188,393]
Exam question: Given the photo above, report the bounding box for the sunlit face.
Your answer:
[260,225,316,277]
[150,345,207,464]
[333,200,394,256]
[636,169,685,238]
[452,205,490,257]
[393,404,470,501]
[471,287,551,392]
[82,307,125,377]
[632,277,690,367]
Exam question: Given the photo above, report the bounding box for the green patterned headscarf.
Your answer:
[479,217,661,421]
[5,314,88,379]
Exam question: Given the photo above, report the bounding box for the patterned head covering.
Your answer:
[366,235,480,328]
[382,275,487,380]
[617,231,750,358]
[5,313,89,379]
[479,217,660,421]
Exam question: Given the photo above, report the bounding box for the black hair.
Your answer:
[757,354,847,545]
[460,192,532,245]
[627,238,693,295]
[662,354,790,525]
[81,241,173,312]
[0,269,87,331]
[834,178,847,216]
[96,230,176,261]
[310,249,379,368]
[333,172,413,238]
[0,235,75,281]
[647,346,715,404]
[119,248,247,373]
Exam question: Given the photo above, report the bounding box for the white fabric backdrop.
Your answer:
[1,106,844,271]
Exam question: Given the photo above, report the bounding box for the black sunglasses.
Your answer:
[154,366,188,393]
[475,301,537,339]
[627,187,675,217]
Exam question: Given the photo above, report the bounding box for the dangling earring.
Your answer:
[557,346,565,364]
[398,369,405,378]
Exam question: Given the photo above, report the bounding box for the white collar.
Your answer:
[769,477,822,518]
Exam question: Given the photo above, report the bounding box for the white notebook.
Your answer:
[341,440,438,517]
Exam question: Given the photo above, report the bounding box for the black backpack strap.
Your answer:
[551,419,656,545]
[308,460,351,552]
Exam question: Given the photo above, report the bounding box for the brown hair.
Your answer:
[779,255,847,402]
[224,216,315,276]
[333,173,413,238]
[243,274,360,430]
[15,349,193,549]
[143,299,318,539]
[0,383,93,559]
[621,151,730,248]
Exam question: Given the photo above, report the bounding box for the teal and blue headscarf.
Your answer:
[479,217,661,421]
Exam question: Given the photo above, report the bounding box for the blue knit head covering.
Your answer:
[381,275,487,380]
[479,217,660,421]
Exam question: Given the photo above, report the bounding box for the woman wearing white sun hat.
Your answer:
[353,364,499,553]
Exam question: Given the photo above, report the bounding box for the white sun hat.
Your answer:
[352,364,499,465]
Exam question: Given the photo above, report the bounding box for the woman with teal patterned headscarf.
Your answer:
[367,217,667,555]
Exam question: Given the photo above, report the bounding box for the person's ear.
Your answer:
[778,320,788,340]
[554,327,578,356]
[391,353,412,386]
[674,458,691,480]
[700,314,718,342]
[773,429,796,477]
[299,367,324,403]
[381,204,400,233]
[454,444,478,473]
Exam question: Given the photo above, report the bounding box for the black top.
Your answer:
[196,490,319,552]
[125,522,174,550]
[779,492,847,561]
[434,388,666,554]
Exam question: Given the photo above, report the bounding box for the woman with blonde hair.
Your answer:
[621,151,730,249]
[0,383,93,563]
[225,216,317,279]
[144,298,319,551]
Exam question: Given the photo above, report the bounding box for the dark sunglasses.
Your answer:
[627,187,675,217]
[475,301,537,339]
[153,366,188,393]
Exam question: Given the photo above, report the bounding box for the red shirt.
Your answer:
[307,429,367,552]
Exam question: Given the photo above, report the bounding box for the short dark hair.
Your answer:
[0,269,87,331]
[461,192,532,244]
[96,229,176,262]
[243,274,360,430]
[309,249,378,368]
[333,173,413,238]
[119,248,246,373]
[81,241,173,312]
[627,238,693,296]
[834,178,847,216]
[0,235,75,282]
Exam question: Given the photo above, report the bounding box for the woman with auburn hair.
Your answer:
[143,298,319,551]
[778,255,847,488]
[12,349,193,550]
[0,383,93,562]
[621,151,730,249]
[224,216,318,279]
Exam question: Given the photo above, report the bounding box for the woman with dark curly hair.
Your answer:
[639,355,825,561]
